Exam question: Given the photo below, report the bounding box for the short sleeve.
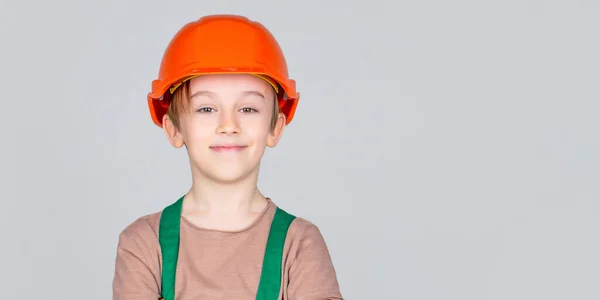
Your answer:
[286,223,344,300]
[112,230,161,300]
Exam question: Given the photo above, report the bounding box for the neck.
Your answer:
[184,167,267,218]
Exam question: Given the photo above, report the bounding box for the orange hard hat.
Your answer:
[147,14,300,127]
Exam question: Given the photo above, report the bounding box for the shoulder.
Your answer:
[288,215,323,241]
[117,210,162,253]
[281,209,332,257]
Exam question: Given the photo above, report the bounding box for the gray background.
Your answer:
[1,0,599,299]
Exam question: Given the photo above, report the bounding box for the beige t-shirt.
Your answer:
[112,198,344,300]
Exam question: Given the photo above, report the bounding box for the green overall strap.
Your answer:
[158,196,296,300]
[255,207,296,300]
[158,196,184,300]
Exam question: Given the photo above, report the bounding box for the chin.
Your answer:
[210,172,252,184]
[196,164,259,184]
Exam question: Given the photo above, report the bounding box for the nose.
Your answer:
[216,110,240,135]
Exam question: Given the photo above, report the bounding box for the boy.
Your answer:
[112,14,344,300]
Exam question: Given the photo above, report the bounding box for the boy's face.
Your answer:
[163,74,286,183]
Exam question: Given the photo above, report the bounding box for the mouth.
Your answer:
[209,145,248,152]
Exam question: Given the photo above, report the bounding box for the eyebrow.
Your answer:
[189,90,215,100]
[190,90,266,100]
[242,90,265,99]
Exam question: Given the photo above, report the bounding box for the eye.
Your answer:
[196,107,215,113]
[240,107,258,113]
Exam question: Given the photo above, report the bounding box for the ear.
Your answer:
[162,114,185,148]
[266,112,286,148]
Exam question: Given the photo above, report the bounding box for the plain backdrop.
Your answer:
[1,0,599,299]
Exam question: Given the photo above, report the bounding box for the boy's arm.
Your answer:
[112,231,161,300]
[287,223,344,300]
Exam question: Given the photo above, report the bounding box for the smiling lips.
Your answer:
[209,145,248,152]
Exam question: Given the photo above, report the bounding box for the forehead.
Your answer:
[188,74,273,95]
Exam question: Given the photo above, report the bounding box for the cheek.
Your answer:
[180,119,215,145]
[241,111,272,130]
[241,120,271,141]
